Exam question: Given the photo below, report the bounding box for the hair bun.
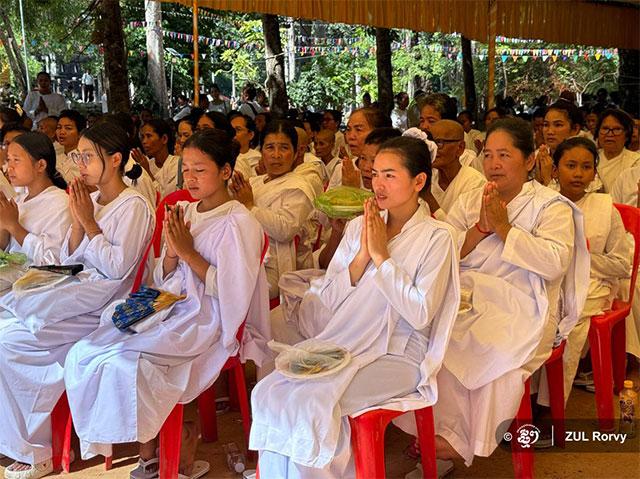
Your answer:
[125,162,143,180]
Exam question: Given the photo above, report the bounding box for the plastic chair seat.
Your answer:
[348,406,437,478]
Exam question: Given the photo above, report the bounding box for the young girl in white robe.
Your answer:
[63,128,269,479]
[433,118,589,468]
[230,121,316,299]
[0,122,154,479]
[250,136,460,478]
[0,132,70,267]
[536,137,631,406]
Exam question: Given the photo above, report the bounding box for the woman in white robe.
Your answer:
[0,122,153,479]
[250,136,460,478]
[433,118,589,467]
[230,121,316,299]
[610,164,640,359]
[595,109,640,192]
[63,129,269,478]
[0,132,70,266]
[135,119,180,200]
[536,137,631,406]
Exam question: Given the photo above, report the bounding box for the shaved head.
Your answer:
[431,119,464,140]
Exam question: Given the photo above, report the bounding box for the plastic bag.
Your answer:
[12,268,73,297]
[314,186,374,219]
[270,339,351,379]
[0,251,27,269]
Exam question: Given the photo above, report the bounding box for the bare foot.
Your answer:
[7,462,32,472]
[179,421,200,476]
[435,435,463,460]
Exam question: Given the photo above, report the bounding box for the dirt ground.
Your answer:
[1,376,638,479]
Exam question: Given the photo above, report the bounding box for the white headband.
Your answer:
[402,127,438,161]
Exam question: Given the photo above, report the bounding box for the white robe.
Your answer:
[63,200,269,459]
[150,154,180,200]
[0,188,153,465]
[436,180,589,465]
[597,148,640,193]
[6,186,70,265]
[431,165,486,221]
[249,173,316,298]
[538,193,631,405]
[250,205,460,477]
[237,148,262,177]
[610,168,640,358]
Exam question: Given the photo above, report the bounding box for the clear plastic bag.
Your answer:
[270,339,351,379]
[0,251,28,291]
[314,186,374,219]
[12,268,72,297]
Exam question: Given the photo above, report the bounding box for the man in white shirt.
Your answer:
[390,91,409,131]
[81,71,94,102]
[23,72,66,126]
[172,94,192,122]
[423,120,486,220]
[238,84,264,119]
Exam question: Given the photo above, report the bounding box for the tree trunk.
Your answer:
[461,36,477,120]
[145,0,168,117]
[619,49,639,118]
[375,27,393,116]
[262,14,288,117]
[0,5,28,98]
[101,0,130,113]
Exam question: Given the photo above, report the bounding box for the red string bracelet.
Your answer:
[475,222,491,235]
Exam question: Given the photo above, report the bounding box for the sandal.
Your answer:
[4,459,53,479]
[129,456,159,479]
[178,460,210,479]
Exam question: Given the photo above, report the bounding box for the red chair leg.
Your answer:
[349,413,393,479]
[511,379,534,479]
[611,321,627,394]
[159,404,183,479]
[197,385,218,443]
[228,369,240,411]
[588,324,616,431]
[104,455,112,470]
[414,407,437,479]
[51,393,73,473]
[233,363,252,448]
[544,357,566,448]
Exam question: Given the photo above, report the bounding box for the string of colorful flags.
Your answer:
[126,22,619,63]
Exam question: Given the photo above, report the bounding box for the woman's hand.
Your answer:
[534,145,553,186]
[69,178,100,235]
[341,158,361,188]
[365,198,390,267]
[132,148,151,176]
[230,171,254,209]
[164,205,195,260]
[0,192,20,233]
[484,182,511,240]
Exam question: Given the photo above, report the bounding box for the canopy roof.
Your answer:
[162,0,640,49]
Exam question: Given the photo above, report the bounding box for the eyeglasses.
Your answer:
[432,138,463,147]
[600,127,624,136]
[69,151,93,167]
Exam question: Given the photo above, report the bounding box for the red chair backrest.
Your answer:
[614,203,640,300]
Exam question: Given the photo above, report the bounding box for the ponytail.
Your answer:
[51,170,68,190]
[124,162,143,185]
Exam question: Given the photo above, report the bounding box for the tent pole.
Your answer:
[487,0,497,109]
[193,0,199,106]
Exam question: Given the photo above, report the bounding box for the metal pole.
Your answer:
[192,0,199,106]
[18,0,30,88]
[170,60,174,108]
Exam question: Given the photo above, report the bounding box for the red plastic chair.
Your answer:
[542,340,566,448]
[348,407,438,479]
[158,233,269,479]
[588,203,640,431]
